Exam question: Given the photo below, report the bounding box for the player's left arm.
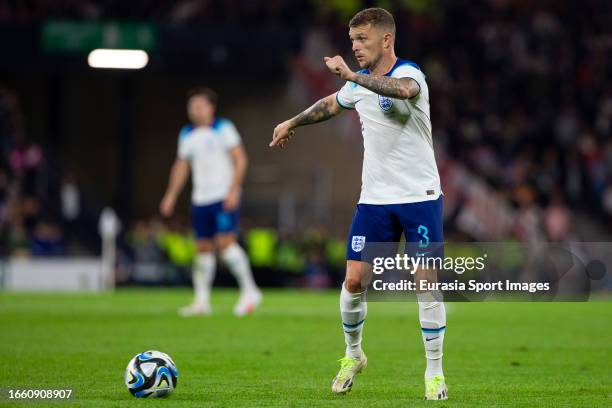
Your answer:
[324,55,420,100]
[224,144,247,211]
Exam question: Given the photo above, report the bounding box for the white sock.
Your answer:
[417,291,446,378]
[340,284,367,359]
[194,253,215,305]
[220,243,259,295]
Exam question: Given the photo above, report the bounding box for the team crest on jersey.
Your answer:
[351,236,366,252]
[378,95,393,111]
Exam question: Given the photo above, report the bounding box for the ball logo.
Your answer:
[351,236,366,252]
[378,95,393,111]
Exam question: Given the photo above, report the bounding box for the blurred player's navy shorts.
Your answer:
[346,196,444,262]
[191,201,239,239]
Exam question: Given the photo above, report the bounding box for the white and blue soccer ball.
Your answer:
[125,350,178,398]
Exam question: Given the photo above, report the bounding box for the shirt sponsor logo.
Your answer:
[351,236,366,252]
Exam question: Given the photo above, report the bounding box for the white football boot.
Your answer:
[331,354,367,394]
[424,375,448,400]
[178,301,211,317]
[233,290,262,316]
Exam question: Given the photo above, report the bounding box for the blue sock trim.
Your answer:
[343,319,365,329]
[421,326,446,333]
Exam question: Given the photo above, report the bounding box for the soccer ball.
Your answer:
[124,350,178,398]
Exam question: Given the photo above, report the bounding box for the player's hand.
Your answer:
[160,194,176,217]
[223,187,240,212]
[324,55,355,81]
[270,121,295,148]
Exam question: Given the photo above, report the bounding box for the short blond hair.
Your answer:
[349,8,395,36]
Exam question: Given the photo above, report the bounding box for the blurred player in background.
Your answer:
[270,8,447,400]
[161,87,262,317]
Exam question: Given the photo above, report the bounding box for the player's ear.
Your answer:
[383,33,393,49]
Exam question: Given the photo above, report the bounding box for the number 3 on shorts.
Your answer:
[418,225,429,248]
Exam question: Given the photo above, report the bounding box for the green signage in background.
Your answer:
[42,20,157,53]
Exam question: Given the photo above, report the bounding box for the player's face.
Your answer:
[349,24,385,69]
[187,95,215,125]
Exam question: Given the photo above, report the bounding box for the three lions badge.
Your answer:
[378,95,393,111]
[351,236,366,252]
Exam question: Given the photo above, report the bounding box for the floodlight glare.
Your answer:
[87,49,149,69]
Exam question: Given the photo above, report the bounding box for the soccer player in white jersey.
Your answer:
[161,87,262,317]
[270,8,448,401]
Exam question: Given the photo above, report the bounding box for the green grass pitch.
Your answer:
[0,289,610,407]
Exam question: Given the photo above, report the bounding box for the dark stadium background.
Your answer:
[0,0,611,289]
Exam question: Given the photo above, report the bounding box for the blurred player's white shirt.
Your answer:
[177,118,240,205]
[336,59,441,204]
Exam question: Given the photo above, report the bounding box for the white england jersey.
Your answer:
[177,118,241,205]
[336,59,441,205]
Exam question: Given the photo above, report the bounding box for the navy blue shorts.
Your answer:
[191,201,239,239]
[346,196,444,262]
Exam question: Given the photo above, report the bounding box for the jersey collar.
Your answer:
[193,118,220,130]
[360,58,420,76]
[359,58,399,76]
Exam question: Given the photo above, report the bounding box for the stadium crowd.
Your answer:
[0,1,611,284]
[0,88,61,258]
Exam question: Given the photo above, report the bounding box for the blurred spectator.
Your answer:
[275,232,305,275]
[127,219,165,283]
[514,185,543,243]
[29,220,65,256]
[9,133,44,198]
[0,169,10,257]
[61,172,81,244]
[158,217,196,284]
[544,190,572,242]
[61,172,80,223]
[246,227,277,269]
[301,226,331,288]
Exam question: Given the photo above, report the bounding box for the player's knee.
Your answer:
[196,239,214,253]
[344,278,361,293]
[345,262,365,292]
[215,233,236,251]
[344,261,368,293]
[344,272,363,293]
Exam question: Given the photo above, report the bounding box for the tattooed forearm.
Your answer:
[289,95,341,128]
[350,74,418,100]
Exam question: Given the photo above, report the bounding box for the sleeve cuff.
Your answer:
[335,92,355,110]
[397,77,421,99]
